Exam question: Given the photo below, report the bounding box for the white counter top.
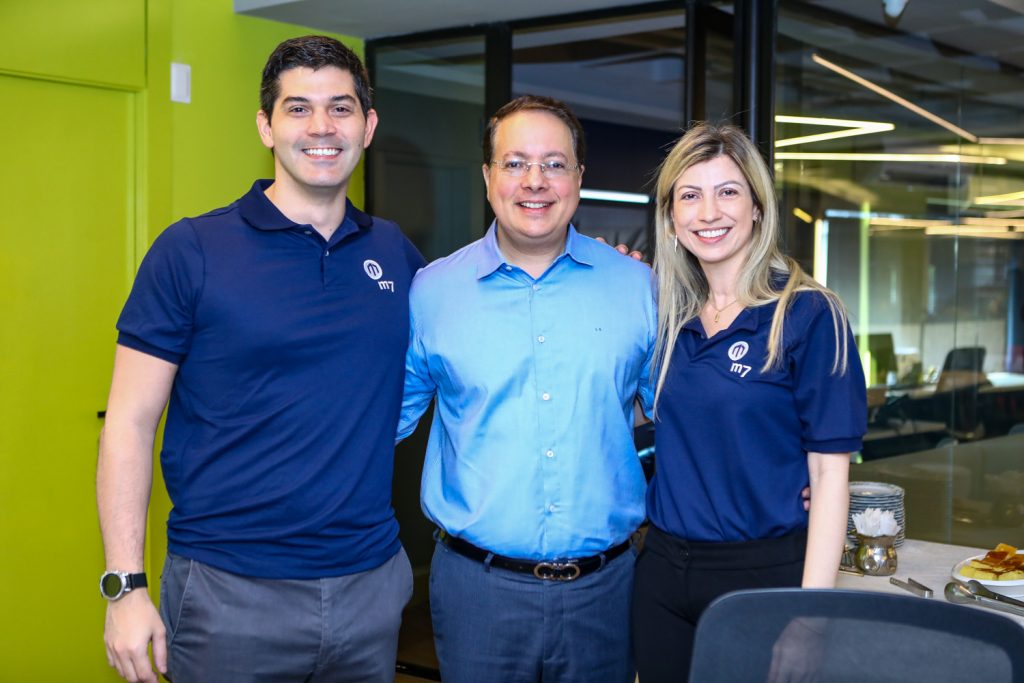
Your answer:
[836,538,1024,627]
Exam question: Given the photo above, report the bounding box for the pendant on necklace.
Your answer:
[714,311,722,323]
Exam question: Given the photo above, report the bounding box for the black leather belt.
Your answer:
[437,530,631,581]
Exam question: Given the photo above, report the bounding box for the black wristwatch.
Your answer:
[99,570,148,601]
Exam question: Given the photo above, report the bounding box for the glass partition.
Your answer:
[370,35,487,677]
[371,36,487,262]
[512,10,687,252]
[777,0,1024,456]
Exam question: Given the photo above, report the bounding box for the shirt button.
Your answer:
[537,335,546,343]
[304,230,312,235]
[545,449,555,458]
[504,265,512,272]
[325,250,330,256]
[548,504,557,513]
[533,284,541,291]
[541,392,550,401]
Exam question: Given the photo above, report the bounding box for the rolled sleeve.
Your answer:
[790,295,868,454]
[116,220,204,363]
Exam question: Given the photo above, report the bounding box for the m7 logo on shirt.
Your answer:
[728,341,752,377]
[363,259,395,293]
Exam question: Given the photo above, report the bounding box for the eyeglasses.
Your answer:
[490,159,580,179]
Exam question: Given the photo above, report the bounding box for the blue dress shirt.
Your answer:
[399,224,656,559]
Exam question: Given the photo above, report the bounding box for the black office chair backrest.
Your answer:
[936,346,990,395]
[689,588,1024,683]
[943,346,986,372]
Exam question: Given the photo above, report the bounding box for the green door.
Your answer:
[0,73,134,680]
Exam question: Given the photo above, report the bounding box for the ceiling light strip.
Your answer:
[978,138,1024,145]
[925,226,1024,239]
[793,207,813,224]
[775,125,894,148]
[774,115,894,148]
[973,189,1024,205]
[776,152,1005,164]
[963,217,1024,228]
[775,115,888,128]
[580,189,650,204]
[870,218,951,228]
[811,54,978,144]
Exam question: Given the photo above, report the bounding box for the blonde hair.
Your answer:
[651,122,851,410]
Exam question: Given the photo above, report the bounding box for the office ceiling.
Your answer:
[233,0,656,39]
[235,0,1024,155]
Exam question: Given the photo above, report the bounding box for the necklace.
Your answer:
[707,298,738,323]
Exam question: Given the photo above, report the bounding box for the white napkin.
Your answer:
[852,507,901,537]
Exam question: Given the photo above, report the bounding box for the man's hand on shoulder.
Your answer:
[594,236,645,262]
[104,590,167,683]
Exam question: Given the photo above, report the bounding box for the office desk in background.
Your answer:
[862,372,1024,460]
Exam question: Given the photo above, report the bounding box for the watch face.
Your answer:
[101,572,125,598]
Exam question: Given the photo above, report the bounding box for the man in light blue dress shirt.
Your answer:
[398,95,656,683]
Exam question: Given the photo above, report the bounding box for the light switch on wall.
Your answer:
[171,62,191,103]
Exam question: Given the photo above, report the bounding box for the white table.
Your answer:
[836,538,1024,627]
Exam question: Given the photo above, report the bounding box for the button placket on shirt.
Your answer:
[529,274,561,520]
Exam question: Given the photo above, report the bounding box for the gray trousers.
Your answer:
[159,548,413,683]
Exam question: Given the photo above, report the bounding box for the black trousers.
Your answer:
[631,525,807,683]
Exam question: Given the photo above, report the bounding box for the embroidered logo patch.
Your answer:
[363,259,394,293]
[728,341,752,377]
[728,341,749,361]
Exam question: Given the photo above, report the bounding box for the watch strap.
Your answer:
[125,572,147,591]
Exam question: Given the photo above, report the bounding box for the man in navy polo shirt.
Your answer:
[96,36,424,683]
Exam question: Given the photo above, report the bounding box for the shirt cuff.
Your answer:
[803,436,862,454]
[117,332,185,365]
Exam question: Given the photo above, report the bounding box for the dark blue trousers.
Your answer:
[429,539,636,683]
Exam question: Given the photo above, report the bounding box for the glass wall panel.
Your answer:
[702,3,736,125]
[512,10,686,252]
[370,36,486,676]
[777,0,1024,545]
[371,36,487,262]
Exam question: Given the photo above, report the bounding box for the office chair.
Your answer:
[933,346,990,439]
[689,588,1024,682]
[936,346,988,392]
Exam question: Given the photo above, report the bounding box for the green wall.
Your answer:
[0,1,365,678]
[0,0,146,88]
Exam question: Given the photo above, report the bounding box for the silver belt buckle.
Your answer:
[533,561,582,581]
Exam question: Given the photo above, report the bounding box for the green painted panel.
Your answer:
[0,73,132,681]
[0,0,145,89]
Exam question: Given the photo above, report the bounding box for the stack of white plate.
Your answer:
[848,481,906,547]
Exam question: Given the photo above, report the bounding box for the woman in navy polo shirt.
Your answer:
[631,122,867,682]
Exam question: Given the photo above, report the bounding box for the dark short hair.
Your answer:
[260,35,372,122]
[483,95,586,166]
